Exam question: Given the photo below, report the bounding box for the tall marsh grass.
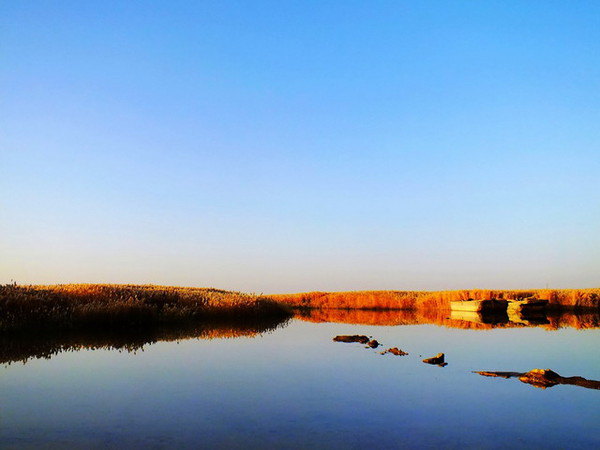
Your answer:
[270,288,600,311]
[0,284,291,332]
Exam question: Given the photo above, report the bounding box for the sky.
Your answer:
[1,1,599,293]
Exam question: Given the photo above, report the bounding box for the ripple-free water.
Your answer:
[1,316,598,449]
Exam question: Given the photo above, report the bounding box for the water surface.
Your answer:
[1,312,598,449]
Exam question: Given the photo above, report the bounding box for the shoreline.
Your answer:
[1,284,598,333]
[269,288,600,310]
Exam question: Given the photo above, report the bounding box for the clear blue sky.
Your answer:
[2,1,599,293]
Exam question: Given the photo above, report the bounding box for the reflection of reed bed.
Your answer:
[0,315,291,365]
[296,308,420,326]
[297,308,511,329]
[0,284,291,332]
[271,288,600,311]
[295,308,599,330]
[544,312,600,330]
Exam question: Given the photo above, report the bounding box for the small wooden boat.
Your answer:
[507,298,548,313]
[450,299,508,312]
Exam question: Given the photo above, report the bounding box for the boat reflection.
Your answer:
[448,309,550,326]
[449,310,509,325]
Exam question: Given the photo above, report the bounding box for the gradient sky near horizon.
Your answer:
[1,1,599,293]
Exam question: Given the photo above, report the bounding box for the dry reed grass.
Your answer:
[0,283,291,332]
[270,288,600,311]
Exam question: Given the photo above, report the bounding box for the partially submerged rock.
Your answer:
[367,339,380,348]
[475,371,521,379]
[518,369,561,388]
[422,353,446,365]
[333,335,370,344]
[475,369,600,390]
[474,369,560,388]
[381,347,408,356]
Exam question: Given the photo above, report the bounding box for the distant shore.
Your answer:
[269,288,600,311]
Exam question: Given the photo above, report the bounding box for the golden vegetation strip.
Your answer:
[269,288,600,311]
[296,308,600,330]
[0,284,291,332]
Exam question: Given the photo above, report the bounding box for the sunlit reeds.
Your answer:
[270,288,600,311]
[0,283,291,332]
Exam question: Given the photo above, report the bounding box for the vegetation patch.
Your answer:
[270,288,600,311]
[0,284,292,333]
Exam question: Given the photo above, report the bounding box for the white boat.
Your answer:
[450,299,508,312]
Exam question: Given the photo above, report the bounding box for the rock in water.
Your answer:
[381,347,408,356]
[474,368,600,390]
[422,353,445,365]
[475,371,521,379]
[518,369,561,388]
[333,335,370,344]
[367,339,380,348]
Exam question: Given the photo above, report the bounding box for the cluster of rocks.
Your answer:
[332,335,599,391]
[333,335,447,366]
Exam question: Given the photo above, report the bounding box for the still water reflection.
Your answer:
[1,311,598,449]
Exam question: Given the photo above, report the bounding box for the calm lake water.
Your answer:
[1,313,599,449]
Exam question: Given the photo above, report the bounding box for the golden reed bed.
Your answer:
[0,283,291,332]
[0,283,293,365]
[269,288,600,311]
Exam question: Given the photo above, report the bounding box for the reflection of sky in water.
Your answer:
[1,320,599,448]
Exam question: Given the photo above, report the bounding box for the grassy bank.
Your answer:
[3,284,597,334]
[0,284,292,332]
[269,288,600,311]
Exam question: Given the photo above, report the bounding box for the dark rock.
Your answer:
[381,347,408,356]
[333,335,370,344]
[422,353,445,365]
[518,369,561,388]
[367,339,380,348]
[474,368,600,391]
